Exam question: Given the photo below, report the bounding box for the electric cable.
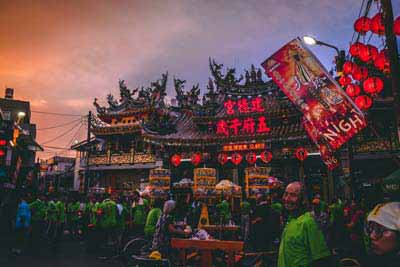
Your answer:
[37,117,83,131]
[40,121,83,145]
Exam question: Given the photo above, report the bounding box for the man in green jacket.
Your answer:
[144,198,163,238]
[29,195,47,245]
[131,191,149,235]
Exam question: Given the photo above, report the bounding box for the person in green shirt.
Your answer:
[100,197,117,229]
[240,200,251,242]
[67,197,80,236]
[216,195,231,225]
[131,191,149,235]
[144,198,163,238]
[29,195,47,246]
[278,182,331,267]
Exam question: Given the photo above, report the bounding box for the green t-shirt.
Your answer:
[90,202,100,226]
[271,202,283,214]
[67,201,80,222]
[144,207,162,236]
[217,200,231,222]
[328,202,343,224]
[47,201,58,221]
[278,212,330,267]
[55,201,66,223]
[29,199,46,221]
[100,199,117,229]
[132,198,149,225]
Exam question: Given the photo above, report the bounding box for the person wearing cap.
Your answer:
[365,202,400,267]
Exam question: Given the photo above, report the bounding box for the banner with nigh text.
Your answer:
[261,38,367,169]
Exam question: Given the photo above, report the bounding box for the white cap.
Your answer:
[367,202,400,231]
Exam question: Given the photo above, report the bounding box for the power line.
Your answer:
[42,145,74,150]
[40,121,83,145]
[37,118,83,131]
[31,110,84,117]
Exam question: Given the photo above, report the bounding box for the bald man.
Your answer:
[278,182,331,267]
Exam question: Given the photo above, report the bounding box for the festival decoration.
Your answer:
[374,50,390,73]
[354,16,371,34]
[245,167,271,198]
[245,152,257,165]
[370,13,385,35]
[230,152,243,165]
[352,66,368,81]
[193,168,216,197]
[363,77,384,95]
[346,84,361,97]
[339,75,352,87]
[191,153,202,166]
[394,16,400,36]
[359,44,378,62]
[149,168,171,198]
[343,61,356,75]
[262,38,367,169]
[355,95,373,110]
[295,147,308,161]
[349,42,365,57]
[217,153,228,165]
[170,154,182,167]
[260,151,273,163]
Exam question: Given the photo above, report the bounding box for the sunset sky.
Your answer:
[0,0,399,159]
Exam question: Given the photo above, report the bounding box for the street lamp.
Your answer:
[17,111,26,124]
[302,35,345,73]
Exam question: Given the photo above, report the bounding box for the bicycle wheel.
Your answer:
[122,237,151,262]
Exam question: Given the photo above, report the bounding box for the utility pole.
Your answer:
[84,111,92,194]
[382,0,400,143]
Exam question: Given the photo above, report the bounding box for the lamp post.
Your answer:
[303,35,346,73]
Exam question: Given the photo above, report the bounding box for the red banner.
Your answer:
[261,38,367,169]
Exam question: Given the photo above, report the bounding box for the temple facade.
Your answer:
[72,58,399,199]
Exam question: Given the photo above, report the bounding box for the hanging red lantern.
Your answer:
[355,95,373,110]
[349,42,365,57]
[359,44,378,62]
[170,154,182,167]
[260,151,273,163]
[370,13,385,35]
[363,77,384,94]
[231,152,243,165]
[295,147,308,161]
[245,152,257,165]
[191,153,202,166]
[343,61,355,75]
[346,84,361,97]
[374,49,390,73]
[352,66,368,81]
[218,153,228,165]
[339,75,352,87]
[394,16,400,36]
[354,16,371,34]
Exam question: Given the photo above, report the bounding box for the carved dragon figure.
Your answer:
[93,98,106,114]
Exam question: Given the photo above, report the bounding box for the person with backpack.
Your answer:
[13,195,31,255]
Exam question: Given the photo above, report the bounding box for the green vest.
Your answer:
[29,199,46,221]
[144,207,162,236]
[132,198,149,225]
[100,199,117,229]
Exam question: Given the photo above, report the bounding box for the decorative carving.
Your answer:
[93,98,106,114]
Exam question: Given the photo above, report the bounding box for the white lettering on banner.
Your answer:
[323,112,365,142]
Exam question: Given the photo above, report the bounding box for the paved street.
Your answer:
[0,236,120,267]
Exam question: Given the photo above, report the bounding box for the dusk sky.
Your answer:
[0,0,399,159]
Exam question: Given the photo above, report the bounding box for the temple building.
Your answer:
[72,59,399,200]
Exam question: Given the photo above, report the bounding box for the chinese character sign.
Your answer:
[261,38,367,169]
[216,97,270,137]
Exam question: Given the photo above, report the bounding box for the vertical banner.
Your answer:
[261,38,367,169]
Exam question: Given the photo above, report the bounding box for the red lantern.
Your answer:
[191,153,202,166]
[349,42,365,57]
[346,84,361,97]
[354,16,371,34]
[370,13,385,35]
[230,152,243,165]
[171,154,182,167]
[339,75,352,87]
[394,16,400,36]
[260,151,273,163]
[343,61,355,75]
[363,77,384,94]
[353,66,368,81]
[245,152,257,165]
[295,147,308,161]
[218,153,228,165]
[355,95,373,110]
[359,44,378,62]
[374,49,390,73]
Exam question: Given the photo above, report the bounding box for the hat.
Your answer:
[367,202,400,231]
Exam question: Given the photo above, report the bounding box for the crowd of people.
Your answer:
[1,181,399,267]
